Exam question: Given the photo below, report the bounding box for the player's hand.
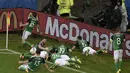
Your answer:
[49,69,54,72]
[19,22,23,27]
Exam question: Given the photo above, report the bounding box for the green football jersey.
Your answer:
[51,53,61,62]
[57,45,68,55]
[111,33,125,50]
[25,16,38,32]
[28,56,45,71]
[76,40,89,50]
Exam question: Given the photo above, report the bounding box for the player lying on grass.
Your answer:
[20,38,49,61]
[69,36,107,56]
[18,49,54,73]
[56,44,81,64]
[49,45,81,69]
[20,12,39,47]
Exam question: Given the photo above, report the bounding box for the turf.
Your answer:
[0,32,130,73]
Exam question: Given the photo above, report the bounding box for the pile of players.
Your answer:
[18,12,108,73]
[18,36,108,73]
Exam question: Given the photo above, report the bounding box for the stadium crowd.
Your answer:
[41,0,129,33]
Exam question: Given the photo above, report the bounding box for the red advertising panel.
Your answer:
[0,8,130,58]
[0,8,23,32]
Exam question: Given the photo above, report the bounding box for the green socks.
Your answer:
[24,41,32,47]
[119,61,122,69]
[115,62,119,72]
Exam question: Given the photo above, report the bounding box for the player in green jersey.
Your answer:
[18,49,54,72]
[70,36,107,56]
[49,46,81,69]
[56,44,82,64]
[20,12,39,47]
[20,38,49,61]
[109,28,125,73]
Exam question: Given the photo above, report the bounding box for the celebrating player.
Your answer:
[18,49,54,73]
[69,36,107,56]
[49,47,81,69]
[109,27,125,73]
[20,38,49,60]
[20,12,39,47]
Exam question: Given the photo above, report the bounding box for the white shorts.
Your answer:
[55,58,68,66]
[22,30,31,40]
[18,64,32,71]
[114,49,123,60]
[83,47,96,55]
[30,47,37,54]
[61,55,70,61]
[40,51,48,59]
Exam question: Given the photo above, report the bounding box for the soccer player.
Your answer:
[49,45,81,69]
[20,12,39,47]
[109,27,125,73]
[18,49,54,73]
[20,38,49,60]
[69,36,107,56]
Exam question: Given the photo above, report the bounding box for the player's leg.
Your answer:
[82,47,90,56]
[96,49,107,54]
[20,52,32,59]
[118,49,123,72]
[30,47,37,55]
[114,50,120,72]
[22,31,32,47]
[18,64,29,73]
[50,59,62,69]
[61,55,70,61]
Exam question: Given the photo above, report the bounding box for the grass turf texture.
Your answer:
[0,32,130,73]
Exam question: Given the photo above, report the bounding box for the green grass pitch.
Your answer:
[0,32,130,73]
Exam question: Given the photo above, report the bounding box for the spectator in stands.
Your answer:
[105,2,122,30]
[119,0,128,32]
[57,0,74,18]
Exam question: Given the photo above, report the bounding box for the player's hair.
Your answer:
[32,12,37,18]
[36,49,42,54]
[77,36,82,40]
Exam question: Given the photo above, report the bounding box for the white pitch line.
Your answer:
[0,52,19,54]
[1,49,87,73]
[46,61,86,73]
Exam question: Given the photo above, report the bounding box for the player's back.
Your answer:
[28,56,45,71]
[112,33,125,50]
[58,45,68,55]
[77,40,89,50]
[25,16,38,32]
[51,53,61,62]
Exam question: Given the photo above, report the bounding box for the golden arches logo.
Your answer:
[0,11,18,29]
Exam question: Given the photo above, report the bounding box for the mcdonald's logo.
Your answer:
[0,11,18,30]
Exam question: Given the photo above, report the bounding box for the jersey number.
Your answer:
[117,38,121,45]
[34,61,40,66]
[29,21,35,27]
[82,43,87,47]
[59,47,65,54]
